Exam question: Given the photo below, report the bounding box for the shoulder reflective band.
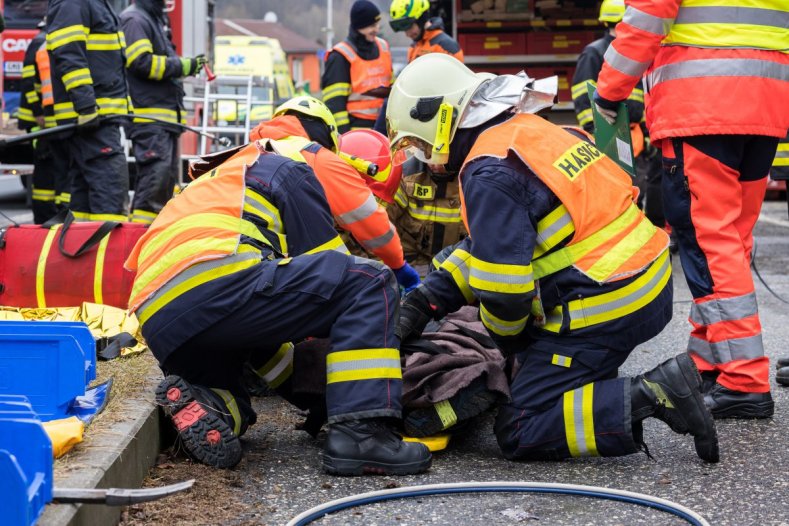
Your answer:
[432,102,454,158]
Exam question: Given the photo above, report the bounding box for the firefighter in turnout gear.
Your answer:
[388,54,719,463]
[17,24,58,224]
[322,0,393,134]
[571,0,663,228]
[250,97,420,292]
[389,0,463,64]
[126,140,431,474]
[121,0,205,224]
[594,0,789,419]
[46,0,131,221]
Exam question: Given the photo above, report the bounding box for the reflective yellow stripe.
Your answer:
[96,97,130,116]
[534,204,575,258]
[333,111,350,126]
[255,342,294,389]
[126,39,154,66]
[434,400,458,429]
[469,257,534,294]
[404,201,463,222]
[93,234,111,304]
[628,88,645,103]
[571,79,595,100]
[552,354,573,368]
[32,189,56,202]
[132,107,185,125]
[88,213,128,221]
[532,204,642,280]
[22,65,36,78]
[326,348,402,384]
[47,25,89,50]
[25,91,40,104]
[322,82,351,100]
[436,248,474,303]
[131,209,158,224]
[585,216,658,280]
[62,68,93,91]
[480,303,528,336]
[305,235,350,255]
[86,32,124,51]
[36,226,61,307]
[136,248,261,324]
[54,102,78,120]
[17,108,36,122]
[210,388,243,435]
[563,383,598,457]
[150,55,166,80]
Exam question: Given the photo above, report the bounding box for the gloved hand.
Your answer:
[393,262,421,293]
[490,331,531,358]
[396,287,442,342]
[592,89,620,125]
[181,54,207,77]
[76,107,100,133]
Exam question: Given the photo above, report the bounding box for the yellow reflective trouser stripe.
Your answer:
[532,204,641,280]
[57,192,71,205]
[93,234,111,305]
[126,38,154,66]
[534,204,574,259]
[469,256,534,294]
[255,342,294,389]
[18,108,36,122]
[136,247,262,324]
[32,189,56,201]
[22,65,35,78]
[322,82,351,100]
[47,25,89,50]
[97,98,130,115]
[326,348,402,384]
[71,211,91,221]
[564,383,598,457]
[585,214,659,280]
[544,250,671,333]
[63,68,93,91]
[480,302,528,337]
[210,388,242,435]
[435,248,474,303]
[131,209,158,224]
[26,91,40,104]
[305,235,350,255]
[577,108,593,126]
[133,108,185,125]
[36,226,61,307]
[86,33,124,51]
[88,213,128,221]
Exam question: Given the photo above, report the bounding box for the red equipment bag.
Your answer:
[0,211,147,309]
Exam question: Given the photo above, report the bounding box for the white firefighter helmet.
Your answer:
[386,54,488,166]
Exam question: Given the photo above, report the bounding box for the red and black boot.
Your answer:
[156,375,244,469]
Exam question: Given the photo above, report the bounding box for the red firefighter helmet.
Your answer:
[339,129,404,204]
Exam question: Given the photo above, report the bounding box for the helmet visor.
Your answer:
[390,135,433,165]
[389,17,416,32]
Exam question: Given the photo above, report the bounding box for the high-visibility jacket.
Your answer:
[407,19,464,63]
[327,38,392,122]
[17,31,46,130]
[35,43,57,130]
[596,0,789,141]
[772,132,789,181]
[46,0,131,125]
[440,113,669,338]
[126,139,349,321]
[121,4,186,131]
[250,116,405,270]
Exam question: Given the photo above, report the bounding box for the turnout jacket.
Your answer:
[407,17,464,63]
[46,0,131,125]
[121,3,185,131]
[17,31,47,130]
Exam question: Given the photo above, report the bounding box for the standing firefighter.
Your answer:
[17,23,57,224]
[389,54,719,463]
[389,0,463,63]
[46,0,131,221]
[594,0,789,418]
[125,140,431,475]
[322,0,393,134]
[121,0,206,225]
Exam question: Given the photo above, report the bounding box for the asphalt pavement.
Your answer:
[2,194,787,526]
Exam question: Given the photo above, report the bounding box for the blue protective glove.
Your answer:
[393,262,421,293]
[592,89,621,125]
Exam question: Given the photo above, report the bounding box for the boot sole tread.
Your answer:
[322,455,432,476]
[156,375,242,469]
[711,400,775,419]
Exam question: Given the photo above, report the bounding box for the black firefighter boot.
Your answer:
[630,353,719,463]
[704,384,774,418]
[323,418,432,476]
[156,375,245,469]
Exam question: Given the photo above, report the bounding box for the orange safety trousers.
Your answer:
[661,135,780,393]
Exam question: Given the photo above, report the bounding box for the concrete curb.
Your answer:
[40,364,162,526]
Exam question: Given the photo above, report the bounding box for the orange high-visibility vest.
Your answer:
[250,116,405,269]
[461,113,668,283]
[331,38,392,121]
[126,143,269,313]
[407,28,464,63]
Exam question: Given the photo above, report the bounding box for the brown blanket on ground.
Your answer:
[402,306,510,408]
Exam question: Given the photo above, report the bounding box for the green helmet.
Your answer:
[273,96,340,152]
[387,54,488,166]
[389,0,430,32]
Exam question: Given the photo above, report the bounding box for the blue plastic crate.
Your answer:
[0,395,53,526]
[0,322,92,420]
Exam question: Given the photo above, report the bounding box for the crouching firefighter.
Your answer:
[125,139,431,475]
[388,54,719,463]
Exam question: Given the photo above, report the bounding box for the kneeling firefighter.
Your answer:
[125,139,431,474]
[389,54,719,463]
[250,96,420,292]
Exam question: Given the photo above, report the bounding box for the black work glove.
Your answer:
[396,287,443,342]
[490,331,531,358]
[76,107,100,133]
[181,54,207,77]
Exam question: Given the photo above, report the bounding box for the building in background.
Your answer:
[216,18,322,94]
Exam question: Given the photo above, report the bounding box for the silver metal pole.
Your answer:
[326,0,334,49]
